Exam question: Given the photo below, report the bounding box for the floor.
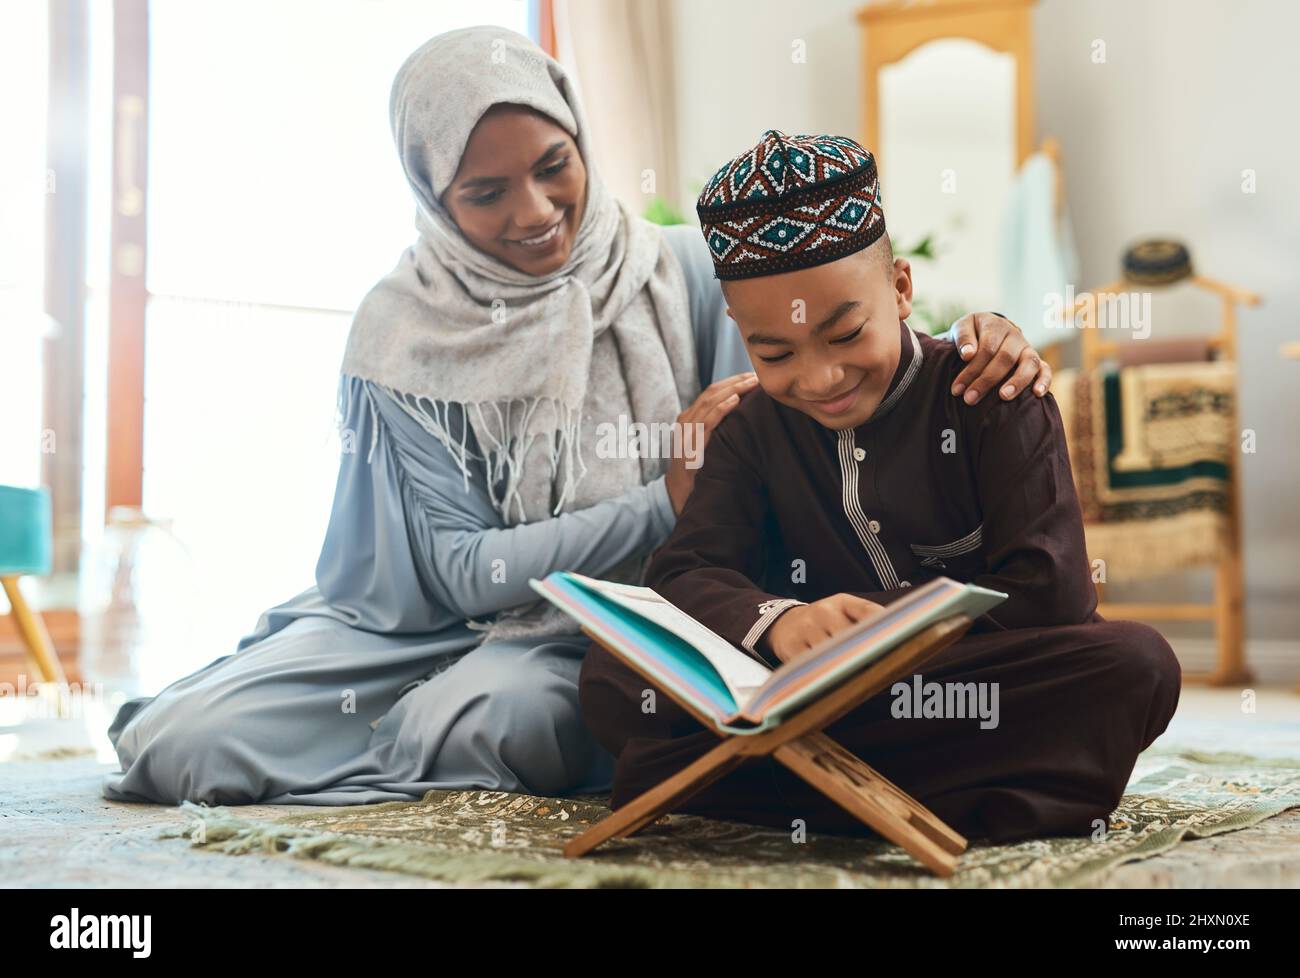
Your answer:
[3,684,1300,888]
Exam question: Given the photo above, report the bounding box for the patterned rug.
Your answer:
[165,748,1300,888]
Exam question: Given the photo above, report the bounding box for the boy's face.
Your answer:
[723,247,914,430]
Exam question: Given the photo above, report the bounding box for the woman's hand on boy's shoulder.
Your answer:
[665,371,760,515]
[948,312,1053,407]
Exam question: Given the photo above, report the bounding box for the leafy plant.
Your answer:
[643,196,688,226]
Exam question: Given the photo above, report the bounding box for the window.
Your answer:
[2,1,540,680]
[139,1,534,654]
[0,4,51,491]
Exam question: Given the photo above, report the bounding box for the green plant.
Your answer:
[642,196,687,226]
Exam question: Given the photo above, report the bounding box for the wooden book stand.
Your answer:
[565,614,974,877]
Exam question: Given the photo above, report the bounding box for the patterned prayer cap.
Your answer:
[696,130,886,280]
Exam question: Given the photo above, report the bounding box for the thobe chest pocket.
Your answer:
[909,524,985,576]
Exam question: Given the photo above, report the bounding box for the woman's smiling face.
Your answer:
[442,104,587,276]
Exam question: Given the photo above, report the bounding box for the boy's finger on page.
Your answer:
[828,593,859,617]
[844,595,881,619]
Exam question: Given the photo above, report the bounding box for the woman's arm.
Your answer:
[315,376,678,625]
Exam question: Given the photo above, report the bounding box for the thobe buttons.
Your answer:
[853,447,866,462]
[868,519,881,533]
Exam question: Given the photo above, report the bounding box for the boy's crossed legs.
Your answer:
[579,617,1180,845]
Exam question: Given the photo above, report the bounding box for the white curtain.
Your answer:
[554,0,681,219]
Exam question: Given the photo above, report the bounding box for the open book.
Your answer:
[530,572,1007,735]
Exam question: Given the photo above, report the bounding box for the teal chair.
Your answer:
[0,485,67,686]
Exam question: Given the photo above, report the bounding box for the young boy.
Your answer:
[578,130,1182,844]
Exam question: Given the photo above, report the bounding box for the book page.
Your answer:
[566,574,771,705]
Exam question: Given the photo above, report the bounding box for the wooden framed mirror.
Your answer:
[857,0,1037,318]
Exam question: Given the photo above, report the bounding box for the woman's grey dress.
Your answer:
[101,225,753,806]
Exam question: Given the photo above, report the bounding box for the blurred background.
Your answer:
[1,0,1297,713]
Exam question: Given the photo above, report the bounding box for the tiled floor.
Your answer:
[3,685,1299,888]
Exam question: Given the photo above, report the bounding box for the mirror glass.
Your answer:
[878,38,1016,327]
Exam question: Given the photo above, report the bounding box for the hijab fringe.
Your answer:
[377,385,587,524]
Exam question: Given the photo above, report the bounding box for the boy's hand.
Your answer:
[665,372,759,515]
[949,312,1053,405]
[762,593,884,663]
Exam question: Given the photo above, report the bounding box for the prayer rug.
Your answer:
[166,748,1300,888]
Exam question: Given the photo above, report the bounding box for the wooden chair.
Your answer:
[1068,272,1261,686]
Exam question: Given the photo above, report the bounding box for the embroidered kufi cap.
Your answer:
[696,130,887,280]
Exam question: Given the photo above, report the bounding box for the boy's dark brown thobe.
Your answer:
[579,322,1182,844]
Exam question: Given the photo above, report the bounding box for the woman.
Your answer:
[102,26,1054,806]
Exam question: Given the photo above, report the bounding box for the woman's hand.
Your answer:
[763,593,884,663]
[664,372,759,515]
[949,312,1054,405]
